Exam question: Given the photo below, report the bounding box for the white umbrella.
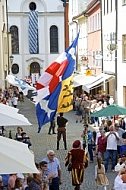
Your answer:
[0,103,31,126]
[0,136,39,174]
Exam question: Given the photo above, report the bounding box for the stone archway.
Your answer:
[30,62,40,75]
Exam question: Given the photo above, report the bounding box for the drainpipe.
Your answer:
[115,0,118,103]
[115,0,118,91]
[6,0,10,74]
[72,20,78,71]
[100,0,103,72]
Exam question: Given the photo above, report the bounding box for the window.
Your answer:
[95,14,97,30]
[95,51,99,66]
[90,17,93,32]
[89,17,91,32]
[11,64,19,74]
[111,0,112,12]
[92,16,94,31]
[96,51,102,67]
[98,13,100,29]
[50,25,58,53]
[29,2,36,10]
[92,51,102,67]
[122,35,126,61]
[107,0,109,14]
[92,51,95,66]
[122,0,126,5]
[104,0,105,15]
[2,6,5,22]
[72,0,74,15]
[10,25,19,54]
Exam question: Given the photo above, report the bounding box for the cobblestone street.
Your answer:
[6,98,117,190]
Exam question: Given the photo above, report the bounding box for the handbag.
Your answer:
[67,162,72,171]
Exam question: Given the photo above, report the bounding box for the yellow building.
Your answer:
[0,0,11,89]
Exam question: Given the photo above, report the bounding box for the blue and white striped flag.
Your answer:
[29,11,38,54]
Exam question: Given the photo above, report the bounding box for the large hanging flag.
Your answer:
[36,32,79,132]
[29,11,38,54]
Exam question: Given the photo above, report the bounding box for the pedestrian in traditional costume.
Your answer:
[57,113,68,150]
[65,140,88,190]
[95,157,109,190]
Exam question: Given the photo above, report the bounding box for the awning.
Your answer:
[84,73,114,93]
[87,74,113,90]
[74,73,114,93]
[74,74,95,88]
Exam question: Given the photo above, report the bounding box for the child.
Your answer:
[95,157,109,190]
[21,132,32,148]
[25,176,33,190]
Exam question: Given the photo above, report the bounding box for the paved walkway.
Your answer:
[6,98,117,190]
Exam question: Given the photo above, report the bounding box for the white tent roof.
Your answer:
[87,74,113,89]
[74,74,95,88]
[74,73,114,93]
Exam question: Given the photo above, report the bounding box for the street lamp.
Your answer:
[9,55,14,74]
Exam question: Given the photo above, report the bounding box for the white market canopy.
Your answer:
[0,136,39,174]
[0,103,31,126]
[74,73,114,93]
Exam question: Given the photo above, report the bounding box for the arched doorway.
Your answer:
[30,62,40,75]
[30,62,40,85]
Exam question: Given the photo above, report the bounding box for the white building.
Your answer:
[117,0,126,106]
[69,0,126,105]
[102,0,126,106]
[69,0,91,72]
[101,0,116,101]
[7,0,65,82]
[0,0,11,89]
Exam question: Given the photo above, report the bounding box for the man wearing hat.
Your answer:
[115,151,126,172]
[65,140,88,190]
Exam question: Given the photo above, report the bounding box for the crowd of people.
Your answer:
[69,92,126,189]
[0,149,62,190]
[1,85,126,189]
[0,85,24,107]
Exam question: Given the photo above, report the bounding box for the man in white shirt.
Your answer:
[104,126,119,172]
[114,175,126,190]
[114,166,126,190]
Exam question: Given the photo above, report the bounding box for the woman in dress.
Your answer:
[65,140,88,190]
[95,157,109,190]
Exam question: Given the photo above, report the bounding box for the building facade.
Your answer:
[7,0,65,82]
[0,0,11,89]
[69,0,126,105]
[117,0,126,106]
